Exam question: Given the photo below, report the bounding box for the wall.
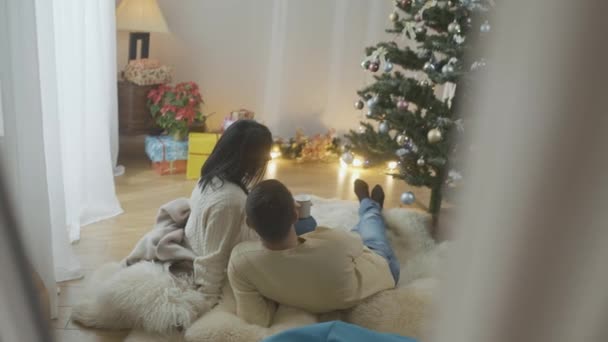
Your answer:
[117,0,394,137]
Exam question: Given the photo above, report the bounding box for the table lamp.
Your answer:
[116,0,169,61]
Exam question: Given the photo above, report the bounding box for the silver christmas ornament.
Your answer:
[366,110,373,118]
[427,128,443,143]
[354,100,364,110]
[453,34,465,45]
[379,121,390,134]
[442,64,454,74]
[389,12,399,22]
[415,26,426,35]
[480,20,491,33]
[400,191,415,205]
[383,62,394,73]
[396,134,408,146]
[448,21,461,33]
[361,60,371,69]
[417,158,425,166]
[341,152,354,164]
[423,61,435,72]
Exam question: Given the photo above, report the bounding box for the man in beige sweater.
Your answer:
[227,179,400,327]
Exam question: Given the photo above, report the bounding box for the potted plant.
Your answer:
[147,82,205,140]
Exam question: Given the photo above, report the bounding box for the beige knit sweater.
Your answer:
[184,177,258,304]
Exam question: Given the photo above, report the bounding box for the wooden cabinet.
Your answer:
[118,81,161,136]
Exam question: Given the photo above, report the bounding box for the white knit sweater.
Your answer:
[184,178,258,304]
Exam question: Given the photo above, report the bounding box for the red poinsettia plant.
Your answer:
[147,81,205,139]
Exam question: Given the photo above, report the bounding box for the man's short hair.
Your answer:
[246,179,295,243]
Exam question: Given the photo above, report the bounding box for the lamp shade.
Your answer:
[116,0,169,33]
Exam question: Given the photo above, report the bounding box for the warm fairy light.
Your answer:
[270,151,281,159]
[270,144,281,159]
[340,158,349,168]
[352,157,364,167]
[266,160,277,178]
[387,161,398,170]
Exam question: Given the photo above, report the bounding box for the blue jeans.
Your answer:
[351,198,400,284]
[295,216,317,236]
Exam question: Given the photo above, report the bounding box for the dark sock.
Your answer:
[371,185,385,208]
[354,179,369,202]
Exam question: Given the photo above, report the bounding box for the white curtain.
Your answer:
[431,0,608,341]
[49,0,122,275]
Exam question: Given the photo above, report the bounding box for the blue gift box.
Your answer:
[145,135,189,162]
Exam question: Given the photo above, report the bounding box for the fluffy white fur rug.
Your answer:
[72,196,446,342]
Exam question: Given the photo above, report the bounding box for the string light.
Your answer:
[352,157,364,167]
[270,145,281,159]
[387,161,398,170]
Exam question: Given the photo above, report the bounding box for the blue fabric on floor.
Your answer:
[262,321,417,342]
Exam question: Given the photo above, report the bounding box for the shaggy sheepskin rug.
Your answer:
[72,196,446,341]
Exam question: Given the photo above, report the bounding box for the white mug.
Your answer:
[294,194,312,218]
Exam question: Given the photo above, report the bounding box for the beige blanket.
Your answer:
[124,198,197,267]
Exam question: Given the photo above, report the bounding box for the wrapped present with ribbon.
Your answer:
[222,108,255,132]
[145,135,188,175]
[187,132,220,179]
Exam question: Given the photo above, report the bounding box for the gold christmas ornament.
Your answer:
[427,128,442,143]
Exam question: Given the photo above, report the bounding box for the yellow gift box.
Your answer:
[187,132,220,180]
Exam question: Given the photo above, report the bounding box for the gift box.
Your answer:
[187,132,220,179]
[145,135,188,175]
[222,109,255,132]
[152,160,187,176]
[124,59,173,86]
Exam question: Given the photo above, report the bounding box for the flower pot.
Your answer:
[170,130,188,141]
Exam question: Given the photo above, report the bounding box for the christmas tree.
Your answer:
[344,0,493,221]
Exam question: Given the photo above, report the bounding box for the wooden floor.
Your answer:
[53,139,429,341]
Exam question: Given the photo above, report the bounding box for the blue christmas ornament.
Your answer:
[405,140,418,153]
[480,21,491,33]
[384,62,393,73]
[396,148,409,157]
[366,96,378,108]
[379,121,390,134]
[400,191,415,205]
